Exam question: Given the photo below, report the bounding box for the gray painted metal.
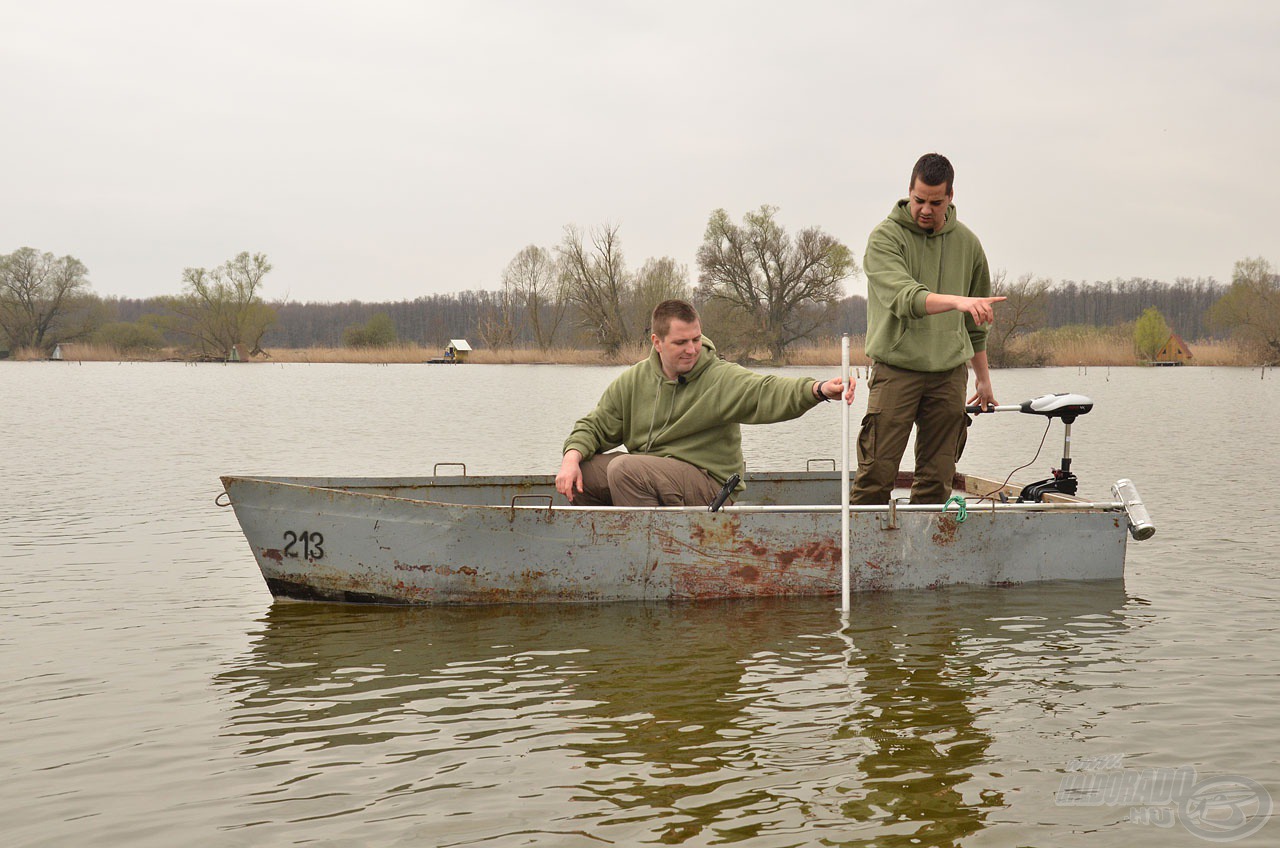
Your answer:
[220,471,1132,606]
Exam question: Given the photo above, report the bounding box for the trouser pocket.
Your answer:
[857,411,879,463]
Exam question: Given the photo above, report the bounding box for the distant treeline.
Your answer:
[1044,277,1223,338]
[98,275,1226,350]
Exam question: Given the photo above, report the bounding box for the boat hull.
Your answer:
[221,473,1128,605]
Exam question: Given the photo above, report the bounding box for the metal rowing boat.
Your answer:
[219,466,1154,606]
[221,384,1154,606]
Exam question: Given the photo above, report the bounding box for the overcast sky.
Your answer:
[4,1,1277,303]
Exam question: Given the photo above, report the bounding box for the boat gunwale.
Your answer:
[219,473,1125,515]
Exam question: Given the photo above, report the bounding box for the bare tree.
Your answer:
[0,247,95,350]
[162,252,276,357]
[987,271,1051,366]
[696,206,857,361]
[557,224,632,354]
[477,281,521,350]
[502,245,567,351]
[629,256,690,336]
[1209,256,1280,364]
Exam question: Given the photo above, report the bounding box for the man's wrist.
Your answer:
[813,380,829,401]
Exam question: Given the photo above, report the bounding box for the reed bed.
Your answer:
[1039,336,1137,367]
[11,343,174,362]
[1172,339,1254,366]
[465,343,651,366]
[8,336,1256,367]
[782,338,870,367]
[268,344,433,364]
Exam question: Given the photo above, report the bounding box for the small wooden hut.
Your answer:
[446,339,472,363]
[1154,334,1192,366]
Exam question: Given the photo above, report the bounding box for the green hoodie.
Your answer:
[863,199,991,372]
[562,336,822,492]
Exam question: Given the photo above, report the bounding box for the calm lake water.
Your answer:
[2,361,1278,847]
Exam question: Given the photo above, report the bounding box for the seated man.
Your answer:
[555,299,854,507]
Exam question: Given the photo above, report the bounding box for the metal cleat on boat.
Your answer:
[1112,478,1156,541]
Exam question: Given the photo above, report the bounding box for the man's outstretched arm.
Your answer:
[924,293,1005,325]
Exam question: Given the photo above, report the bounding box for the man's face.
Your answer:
[907,179,952,232]
[653,318,702,379]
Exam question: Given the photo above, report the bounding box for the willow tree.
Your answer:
[987,271,1051,366]
[696,206,856,361]
[1209,256,1280,364]
[0,247,95,350]
[557,224,632,354]
[1133,306,1171,361]
[163,252,276,357]
[629,256,690,336]
[501,244,567,351]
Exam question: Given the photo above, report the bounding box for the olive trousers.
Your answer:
[572,452,723,507]
[849,362,969,505]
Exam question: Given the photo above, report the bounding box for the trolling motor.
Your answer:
[965,393,1094,502]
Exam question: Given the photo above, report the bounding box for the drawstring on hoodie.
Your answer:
[642,380,662,452]
[643,374,681,452]
[918,229,947,288]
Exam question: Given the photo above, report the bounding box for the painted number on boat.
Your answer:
[283,530,324,560]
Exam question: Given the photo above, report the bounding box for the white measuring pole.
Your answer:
[840,334,851,613]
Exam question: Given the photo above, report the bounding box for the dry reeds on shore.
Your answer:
[10,342,170,362]
[781,339,871,367]
[268,344,434,364]
[463,343,652,366]
[6,335,1258,367]
[1024,328,1254,367]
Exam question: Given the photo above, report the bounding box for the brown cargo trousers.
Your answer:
[850,361,969,505]
[572,452,723,507]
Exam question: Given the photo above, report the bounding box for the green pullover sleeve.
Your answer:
[710,362,822,424]
[865,226,931,320]
[562,375,627,460]
[965,249,992,353]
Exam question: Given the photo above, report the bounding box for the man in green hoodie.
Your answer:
[851,153,1005,505]
[556,299,855,507]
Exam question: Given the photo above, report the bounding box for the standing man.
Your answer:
[851,153,1005,505]
[556,299,854,507]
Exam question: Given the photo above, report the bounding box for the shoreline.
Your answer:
[4,337,1258,368]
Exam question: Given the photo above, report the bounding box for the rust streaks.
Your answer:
[932,516,959,547]
[392,562,478,577]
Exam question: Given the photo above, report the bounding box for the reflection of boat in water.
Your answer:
[216,582,1135,843]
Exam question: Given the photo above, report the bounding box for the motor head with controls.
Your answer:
[1018,393,1093,423]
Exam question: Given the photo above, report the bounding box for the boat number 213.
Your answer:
[283,530,324,560]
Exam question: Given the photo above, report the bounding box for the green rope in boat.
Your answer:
[944,495,968,523]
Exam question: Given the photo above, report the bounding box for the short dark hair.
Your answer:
[909,153,954,195]
[651,299,700,339]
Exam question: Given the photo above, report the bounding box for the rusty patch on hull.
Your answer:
[659,529,842,600]
[932,516,959,547]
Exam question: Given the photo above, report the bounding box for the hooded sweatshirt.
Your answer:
[863,199,991,372]
[562,336,822,492]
